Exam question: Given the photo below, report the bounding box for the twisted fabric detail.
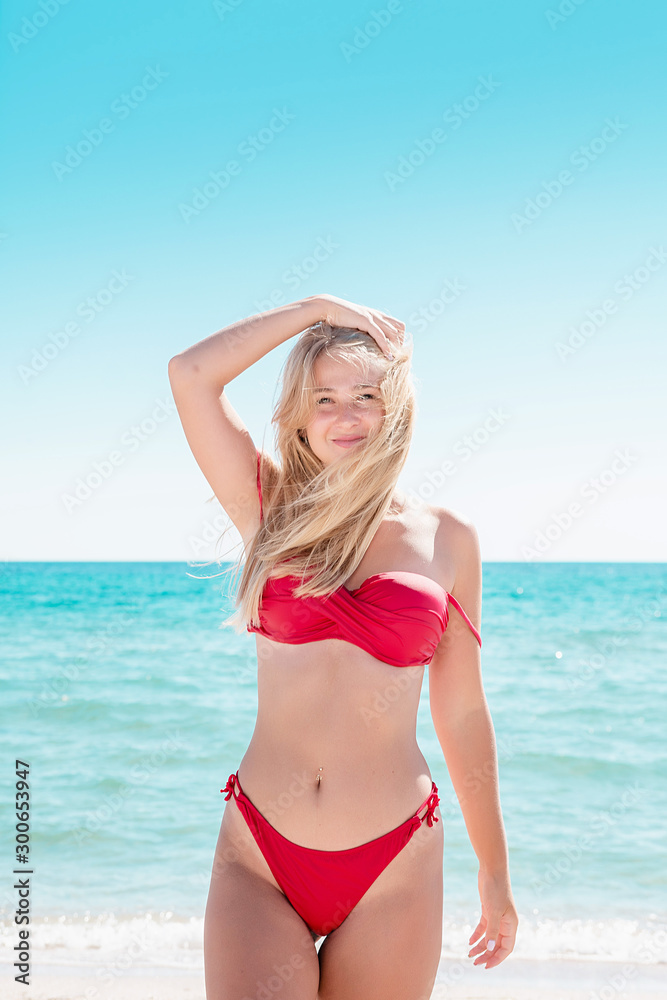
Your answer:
[221,772,238,800]
[423,784,440,827]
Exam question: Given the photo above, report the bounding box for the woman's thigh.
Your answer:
[204,807,320,1000]
[317,815,444,1000]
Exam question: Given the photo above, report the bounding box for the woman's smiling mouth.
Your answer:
[332,436,364,447]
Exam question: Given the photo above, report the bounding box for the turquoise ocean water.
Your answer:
[1,562,665,971]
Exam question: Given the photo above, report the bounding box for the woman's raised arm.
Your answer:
[167,297,324,541]
[168,296,324,390]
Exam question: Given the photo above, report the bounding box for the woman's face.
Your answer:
[302,353,385,466]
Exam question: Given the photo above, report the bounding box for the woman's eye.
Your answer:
[315,394,378,406]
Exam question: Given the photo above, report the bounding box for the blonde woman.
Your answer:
[168,294,517,1000]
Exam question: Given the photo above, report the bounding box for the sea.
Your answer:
[1,561,666,979]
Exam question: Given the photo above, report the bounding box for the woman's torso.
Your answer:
[235,498,456,849]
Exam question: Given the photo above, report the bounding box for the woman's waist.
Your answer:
[249,706,420,771]
[233,740,436,849]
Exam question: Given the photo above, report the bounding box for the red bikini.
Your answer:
[222,770,441,938]
[221,449,482,937]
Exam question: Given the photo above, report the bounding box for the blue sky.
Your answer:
[1,0,665,562]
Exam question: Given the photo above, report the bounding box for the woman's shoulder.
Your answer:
[428,502,477,533]
[391,494,479,558]
[398,491,477,533]
[427,504,481,578]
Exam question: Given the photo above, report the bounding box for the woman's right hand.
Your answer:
[307,293,405,359]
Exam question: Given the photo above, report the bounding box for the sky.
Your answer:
[1,0,665,563]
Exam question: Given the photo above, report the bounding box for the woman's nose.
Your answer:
[334,405,362,424]
[337,398,365,415]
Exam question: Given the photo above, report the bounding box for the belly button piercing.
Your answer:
[316,767,323,787]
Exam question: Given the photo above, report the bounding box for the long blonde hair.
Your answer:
[223,321,416,633]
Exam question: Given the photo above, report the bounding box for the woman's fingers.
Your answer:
[468,917,486,947]
[366,317,396,357]
[484,939,513,970]
[467,935,490,959]
[370,313,405,357]
[376,309,405,327]
[375,312,405,336]
[472,932,514,969]
[472,940,496,966]
[317,296,405,357]
[348,309,398,357]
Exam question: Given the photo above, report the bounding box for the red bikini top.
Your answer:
[246,450,481,668]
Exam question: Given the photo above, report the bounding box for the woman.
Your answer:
[168,293,518,1000]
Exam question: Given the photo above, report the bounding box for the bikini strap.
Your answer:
[412,781,440,831]
[423,783,440,827]
[255,449,263,522]
[221,772,239,799]
[447,593,482,647]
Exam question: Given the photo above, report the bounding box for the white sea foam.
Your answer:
[1,912,666,971]
[0,912,204,973]
[440,915,667,965]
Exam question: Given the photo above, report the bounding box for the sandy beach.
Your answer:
[3,957,666,1000]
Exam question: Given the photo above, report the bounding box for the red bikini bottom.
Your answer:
[221,769,440,937]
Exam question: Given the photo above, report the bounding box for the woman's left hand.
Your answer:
[467,868,518,969]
